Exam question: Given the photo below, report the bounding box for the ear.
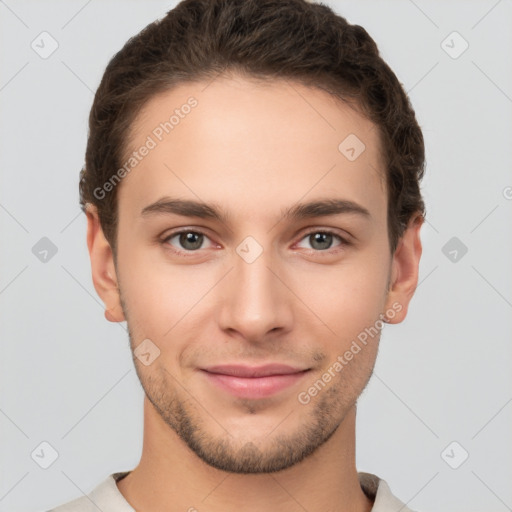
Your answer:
[383,213,424,324]
[85,204,125,323]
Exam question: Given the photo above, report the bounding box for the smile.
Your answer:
[200,364,311,399]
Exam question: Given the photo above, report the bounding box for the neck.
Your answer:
[116,398,373,512]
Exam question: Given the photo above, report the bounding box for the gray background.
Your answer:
[1,1,511,511]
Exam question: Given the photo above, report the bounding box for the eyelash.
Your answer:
[160,228,351,258]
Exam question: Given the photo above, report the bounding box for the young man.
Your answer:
[50,0,426,510]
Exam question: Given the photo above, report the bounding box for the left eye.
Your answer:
[296,231,346,251]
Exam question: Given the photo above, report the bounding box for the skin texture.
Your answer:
[86,75,423,512]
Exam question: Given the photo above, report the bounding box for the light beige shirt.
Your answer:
[48,470,418,511]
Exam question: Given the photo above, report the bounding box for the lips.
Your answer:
[201,363,310,399]
[203,363,307,377]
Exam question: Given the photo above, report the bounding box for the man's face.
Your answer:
[98,76,412,473]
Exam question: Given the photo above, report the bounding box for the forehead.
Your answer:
[118,75,386,225]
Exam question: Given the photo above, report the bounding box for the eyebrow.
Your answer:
[140,197,371,224]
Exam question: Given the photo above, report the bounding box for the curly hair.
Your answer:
[79,0,426,256]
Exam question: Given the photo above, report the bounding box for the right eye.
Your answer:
[162,229,216,255]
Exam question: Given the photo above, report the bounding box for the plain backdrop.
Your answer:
[0,1,511,511]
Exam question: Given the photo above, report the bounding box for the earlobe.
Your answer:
[85,204,125,323]
[384,213,424,324]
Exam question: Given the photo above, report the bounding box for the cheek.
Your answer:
[116,241,172,333]
[116,242,216,339]
[293,252,390,331]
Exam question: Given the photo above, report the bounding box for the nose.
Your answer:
[217,244,294,343]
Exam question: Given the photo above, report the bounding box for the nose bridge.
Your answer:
[218,237,292,340]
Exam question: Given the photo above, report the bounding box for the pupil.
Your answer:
[311,233,331,250]
[180,232,202,250]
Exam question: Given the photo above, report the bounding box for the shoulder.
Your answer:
[47,494,90,512]
[46,471,133,512]
[358,472,421,512]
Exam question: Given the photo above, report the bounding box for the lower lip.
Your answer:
[201,370,310,399]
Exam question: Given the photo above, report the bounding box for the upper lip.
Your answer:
[202,364,309,378]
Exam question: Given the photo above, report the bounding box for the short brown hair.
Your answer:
[79,0,426,256]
